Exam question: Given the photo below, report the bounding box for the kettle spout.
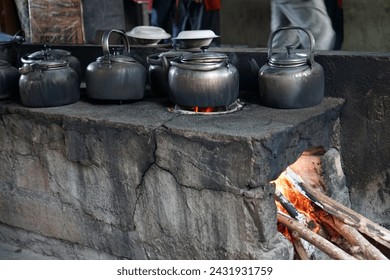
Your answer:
[249,58,260,74]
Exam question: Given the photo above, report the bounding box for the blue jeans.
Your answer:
[150,0,185,38]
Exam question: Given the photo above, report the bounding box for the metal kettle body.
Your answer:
[19,60,80,107]
[0,60,19,99]
[146,49,189,97]
[258,27,324,109]
[85,29,146,101]
[168,51,239,107]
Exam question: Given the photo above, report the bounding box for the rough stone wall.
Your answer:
[0,110,156,258]
[316,53,390,229]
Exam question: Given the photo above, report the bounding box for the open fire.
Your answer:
[169,99,244,115]
[272,149,390,260]
[192,106,214,113]
[274,170,321,235]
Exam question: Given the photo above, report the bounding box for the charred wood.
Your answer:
[301,181,390,249]
[277,212,357,260]
[274,188,304,221]
[285,168,390,249]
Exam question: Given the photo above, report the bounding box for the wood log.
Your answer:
[290,231,310,260]
[274,188,306,222]
[318,211,388,260]
[275,189,317,259]
[300,181,390,249]
[317,218,365,259]
[285,167,390,249]
[277,212,357,260]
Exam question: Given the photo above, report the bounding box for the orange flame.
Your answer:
[273,171,321,233]
[192,106,215,113]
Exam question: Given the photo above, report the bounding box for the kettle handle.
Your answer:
[101,29,131,62]
[267,26,315,65]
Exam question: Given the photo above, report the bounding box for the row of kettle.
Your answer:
[1,29,238,108]
[87,29,239,108]
[1,27,325,109]
[122,26,324,110]
[1,30,139,107]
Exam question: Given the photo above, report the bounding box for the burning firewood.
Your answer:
[273,152,390,260]
[275,189,305,222]
[278,166,390,259]
[291,173,390,250]
[275,188,318,259]
[277,211,357,260]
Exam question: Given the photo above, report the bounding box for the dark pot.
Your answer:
[19,60,80,107]
[0,60,19,100]
[21,47,81,80]
[146,49,189,97]
[0,31,24,66]
[86,29,146,101]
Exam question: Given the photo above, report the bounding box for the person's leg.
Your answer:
[324,0,343,49]
[151,0,175,30]
[270,0,301,49]
[184,0,204,30]
[272,0,335,50]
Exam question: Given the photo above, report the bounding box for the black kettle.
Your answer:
[85,29,146,101]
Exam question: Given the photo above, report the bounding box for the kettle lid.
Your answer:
[22,48,72,63]
[268,45,308,67]
[181,51,228,64]
[97,54,136,63]
[32,59,69,69]
[158,49,190,59]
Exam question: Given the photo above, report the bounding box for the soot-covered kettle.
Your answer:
[0,60,19,99]
[21,47,81,80]
[18,59,80,107]
[85,29,146,101]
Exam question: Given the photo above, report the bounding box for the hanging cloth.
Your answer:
[204,0,221,11]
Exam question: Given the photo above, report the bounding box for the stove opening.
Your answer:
[272,147,390,260]
[169,99,244,115]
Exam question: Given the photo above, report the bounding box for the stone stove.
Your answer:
[0,96,344,259]
[0,44,388,259]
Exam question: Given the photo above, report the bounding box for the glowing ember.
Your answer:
[192,106,215,113]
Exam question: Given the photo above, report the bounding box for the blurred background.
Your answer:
[1,0,389,51]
